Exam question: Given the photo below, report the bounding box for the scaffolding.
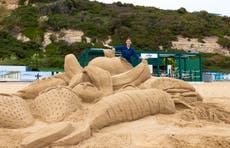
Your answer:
[78,48,202,81]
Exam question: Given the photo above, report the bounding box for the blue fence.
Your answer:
[203,72,230,81]
[0,71,58,82]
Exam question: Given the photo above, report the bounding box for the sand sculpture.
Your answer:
[31,86,82,122]
[1,51,221,147]
[112,59,151,90]
[89,89,176,130]
[72,82,103,103]
[103,48,115,58]
[84,65,113,96]
[15,73,68,100]
[0,93,34,128]
[88,57,133,75]
[140,77,203,104]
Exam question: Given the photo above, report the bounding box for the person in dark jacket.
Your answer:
[103,38,141,64]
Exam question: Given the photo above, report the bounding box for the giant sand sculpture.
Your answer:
[2,50,228,147]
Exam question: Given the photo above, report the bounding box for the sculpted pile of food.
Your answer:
[0,51,229,148]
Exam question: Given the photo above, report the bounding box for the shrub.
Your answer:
[21,27,44,43]
[217,37,230,49]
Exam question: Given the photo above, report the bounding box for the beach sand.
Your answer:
[0,81,230,147]
[0,82,30,94]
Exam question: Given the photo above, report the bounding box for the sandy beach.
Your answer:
[0,81,230,147]
[0,82,31,94]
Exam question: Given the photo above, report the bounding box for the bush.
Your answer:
[177,7,187,14]
[0,31,41,67]
[44,41,91,68]
[47,14,70,31]
[217,37,230,49]
[198,37,205,43]
[21,27,44,43]
[0,6,10,22]
[203,53,230,72]
[0,31,38,57]
[2,6,39,32]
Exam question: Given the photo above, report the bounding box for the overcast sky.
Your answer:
[91,0,230,16]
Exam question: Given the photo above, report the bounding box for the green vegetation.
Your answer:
[217,37,230,49]
[43,41,91,69]
[0,6,10,23]
[0,30,42,68]
[203,53,230,72]
[0,0,230,71]
[0,30,91,70]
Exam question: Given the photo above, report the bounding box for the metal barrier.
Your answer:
[158,70,201,82]
[203,72,230,81]
[0,71,58,82]
[202,73,213,82]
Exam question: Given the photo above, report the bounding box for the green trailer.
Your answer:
[78,48,202,81]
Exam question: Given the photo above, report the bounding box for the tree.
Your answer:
[177,7,187,14]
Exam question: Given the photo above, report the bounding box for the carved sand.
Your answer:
[1,52,229,147]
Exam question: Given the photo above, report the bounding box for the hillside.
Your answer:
[0,0,230,71]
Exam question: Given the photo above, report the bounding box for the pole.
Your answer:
[179,53,182,79]
[157,53,160,77]
[199,53,203,81]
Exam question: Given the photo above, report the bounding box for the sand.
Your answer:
[0,82,30,94]
[0,81,230,147]
[192,82,230,113]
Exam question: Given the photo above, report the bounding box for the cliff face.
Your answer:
[172,36,230,56]
[0,0,19,9]
[0,0,18,5]
[43,30,85,47]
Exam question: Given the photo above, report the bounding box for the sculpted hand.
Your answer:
[103,42,112,48]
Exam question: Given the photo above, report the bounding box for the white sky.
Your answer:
[92,0,230,16]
